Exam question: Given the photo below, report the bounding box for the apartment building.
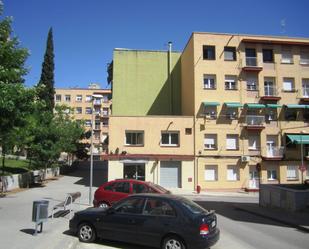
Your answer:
[182,32,309,190]
[55,84,111,158]
[105,49,195,190]
[106,32,309,191]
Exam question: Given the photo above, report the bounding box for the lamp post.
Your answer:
[89,94,103,205]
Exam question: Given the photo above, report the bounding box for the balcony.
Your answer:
[242,57,263,72]
[297,87,309,102]
[93,99,102,106]
[261,147,284,161]
[245,115,265,130]
[260,86,281,101]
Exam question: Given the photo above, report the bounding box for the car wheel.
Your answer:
[98,202,110,209]
[78,223,96,243]
[162,236,186,249]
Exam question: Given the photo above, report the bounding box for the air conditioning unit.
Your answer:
[241,156,250,162]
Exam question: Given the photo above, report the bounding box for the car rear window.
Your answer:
[149,183,170,193]
[180,199,208,215]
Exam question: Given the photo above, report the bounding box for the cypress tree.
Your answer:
[37,27,55,111]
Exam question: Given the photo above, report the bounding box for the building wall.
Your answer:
[182,32,309,189]
[112,49,182,116]
[109,116,194,155]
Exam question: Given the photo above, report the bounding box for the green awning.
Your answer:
[266,104,282,108]
[203,102,220,106]
[285,104,306,109]
[225,102,243,108]
[287,134,309,144]
[245,103,266,109]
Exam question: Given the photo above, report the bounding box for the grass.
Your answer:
[0,157,31,176]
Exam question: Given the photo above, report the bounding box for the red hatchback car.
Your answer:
[93,179,170,208]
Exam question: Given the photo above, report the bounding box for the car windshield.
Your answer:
[180,198,208,215]
[149,183,170,193]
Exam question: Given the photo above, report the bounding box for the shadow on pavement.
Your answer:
[20,228,36,236]
[196,200,309,232]
[61,161,108,188]
[63,230,156,249]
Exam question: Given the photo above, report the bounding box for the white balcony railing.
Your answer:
[264,146,284,158]
[246,115,265,126]
[264,85,278,97]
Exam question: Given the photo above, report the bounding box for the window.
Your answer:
[246,75,258,91]
[287,166,299,180]
[263,49,274,63]
[114,197,144,214]
[125,131,144,146]
[282,78,294,92]
[76,95,82,102]
[225,75,237,90]
[103,108,109,116]
[300,49,309,65]
[281,47,293,64]
[227,165,239,181]
[65,95,71,102]
[55,94,61,102]
[85,107,92,114]
[224,46,236,61]
[94,131,100,140]
[302,79,309,97]
[85,95,92,102]
[204,165,218,181]
[203,74,216,89]
[75,107,82,114]
[204,106,217,119]
[102,118,109,127]
[264,77,276,96]
[267,169,277,181]
[204,134,217,150]
[285,109,297,121]
[103,94,109,103]
[226,109,238,120]
[203,45,216,60]
[185,128,192,135]
[303,109,309,121]
[143,199,176,216]
[161,131,179,146]
[94,108,100,115]
[245,48,257,66]
[85,120,91,127]
[266,109,277,121]
[248,135,260,150]
[226,135,238,150]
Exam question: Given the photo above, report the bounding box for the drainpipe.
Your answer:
[168,41,173,114]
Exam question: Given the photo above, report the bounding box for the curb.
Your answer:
[234,205,309,233]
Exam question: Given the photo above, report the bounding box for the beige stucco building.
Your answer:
[182,32,309,190]
[55,83,111,158]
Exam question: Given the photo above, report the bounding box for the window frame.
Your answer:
[85,107,92,114]
[286,165,299,181]
[65,95,71,102]
[262,49,274,63]
[227,165,240,181]
[75,107,82,114]
[125,131,144,146]
[204,165,218,181]
[203,45,216,60]
[55,94,61,102]
[76,95,82,102]
[160,131,180,147]
[282,77,295,92]
[224,46,236,61]
[203,74,216,89]
[226,134,239,150]
[204,134,217,150]
[225,75,237,90]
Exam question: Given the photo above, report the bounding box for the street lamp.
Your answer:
[89,94,103,205]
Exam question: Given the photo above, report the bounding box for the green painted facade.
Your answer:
[112,49,182,116]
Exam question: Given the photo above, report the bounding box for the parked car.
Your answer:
[93,179,170,208]
[70,194,220,249]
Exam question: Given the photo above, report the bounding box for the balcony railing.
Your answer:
[246,115,265,126]
[246,57,258,66]
[300,58,309,65]
[93,100,102,105]
[264,85,278,97]
[262,146,284,159]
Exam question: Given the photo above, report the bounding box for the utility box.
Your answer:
[32,200,49,235]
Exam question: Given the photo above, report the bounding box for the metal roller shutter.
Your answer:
[160,161,181,188]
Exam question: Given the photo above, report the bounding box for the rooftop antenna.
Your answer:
[280,18,286,34]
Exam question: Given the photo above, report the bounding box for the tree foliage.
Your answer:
[37,27,55,112]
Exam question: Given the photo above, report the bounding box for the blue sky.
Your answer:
[3,0,309,88]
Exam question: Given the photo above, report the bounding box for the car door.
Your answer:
[96,196,145,243]
[135,198,179,248]
[109,181,130,204]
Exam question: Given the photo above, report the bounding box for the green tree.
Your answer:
[0,2,32,173]
[37,27,55,111]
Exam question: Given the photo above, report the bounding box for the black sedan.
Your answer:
[69,194,220,249]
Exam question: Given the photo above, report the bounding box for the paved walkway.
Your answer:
[0,168,308,249]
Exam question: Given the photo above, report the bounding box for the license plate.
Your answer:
[211,220,216,228]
